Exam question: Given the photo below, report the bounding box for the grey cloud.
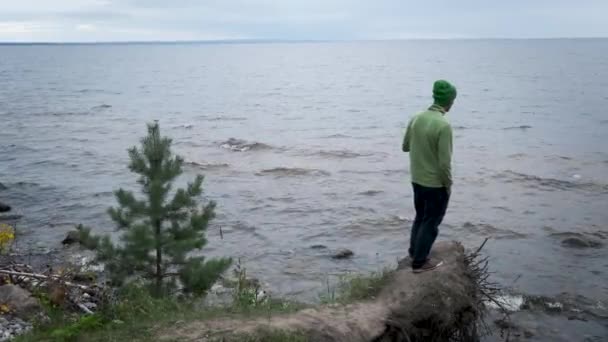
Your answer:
[1,0,607,42]
[57,10,131,21]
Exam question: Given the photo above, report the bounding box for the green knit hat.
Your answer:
[432,80,457,107]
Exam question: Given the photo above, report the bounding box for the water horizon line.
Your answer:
[1,37,606,46]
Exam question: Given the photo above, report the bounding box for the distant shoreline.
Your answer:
[1,37,607,46]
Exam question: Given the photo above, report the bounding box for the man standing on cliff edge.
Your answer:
[402,80,457,273]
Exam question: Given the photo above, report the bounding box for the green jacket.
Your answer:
[402,104,453,188]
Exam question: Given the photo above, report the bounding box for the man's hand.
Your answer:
[402,120,412,152]
[446,187,451,197]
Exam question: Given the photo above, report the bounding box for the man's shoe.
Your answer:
[412,258,444,273]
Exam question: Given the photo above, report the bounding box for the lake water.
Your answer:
[1,40,607,341]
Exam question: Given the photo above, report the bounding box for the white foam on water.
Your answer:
[546,301,563,309]
[75,255,105,272]
[174,123,193,129]
[486,294,524,312]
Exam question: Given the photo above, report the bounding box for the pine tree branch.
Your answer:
[128,146,149,175]
[161,156,183,182]
[88,122,230,297]
[187,175,203,197]
[114,189,148,215]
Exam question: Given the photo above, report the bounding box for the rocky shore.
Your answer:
[0,317,32,342]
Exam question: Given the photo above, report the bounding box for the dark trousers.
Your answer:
[409,183,450,268]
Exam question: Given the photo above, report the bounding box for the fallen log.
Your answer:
[0,269,92,291]
[158,241,492,342]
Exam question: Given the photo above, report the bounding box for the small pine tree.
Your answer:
[84,122,231,296]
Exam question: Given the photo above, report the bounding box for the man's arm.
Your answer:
[402,120,412,152]
[437,124,453,189]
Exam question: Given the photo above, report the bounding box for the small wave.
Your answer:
[91,104,112,110]
[302,231,334,241]
[46,111,89,117]
[93,191,113,198]
[320,134,351,139]
[256,167,330,177]
[341,215,408,236]
[278,207,334,214]
[461,221,527,239]
[549,231,608,240]
[507,153,527,160]
[0,214,23,222]
[352,125,380,130]
[25,159,67,168]
[220,138,272,152]
[315,150,373,159]
[502,125,532,130]
[310,244,327,250]
[262,91,281,97]
[247,204,274,212]
[77,89,120,95]
[174,123,194,129]
[452,125,471,130]
[0,156,16,163]
[205,116,247,122]
[541,155,574,162]
[225,222,268,241]
[491,206,513,213]
[339,169,405,176]
[184,161,230,170]
[494,171,608,194]
[267,197,296,203]
[0,144,36,153]
[358,190,384,196]
[283,116,304,121]
[12,181,41,188]
[345,205,377,214]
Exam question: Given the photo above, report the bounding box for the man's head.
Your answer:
[432,80,457,112]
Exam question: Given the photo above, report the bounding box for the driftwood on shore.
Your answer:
[157,241,494,342]
[0,269,93,291]
[0,261,103,315]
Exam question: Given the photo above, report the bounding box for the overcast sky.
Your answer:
[1,0,607,42]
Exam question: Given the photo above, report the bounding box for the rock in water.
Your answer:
[332,248,354,259]
[62,230,81,245]
[0,285,41,320]
[0,202,10,213]
[310,244,328,250]
[561,237,603,249]
[494,318,517,331]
